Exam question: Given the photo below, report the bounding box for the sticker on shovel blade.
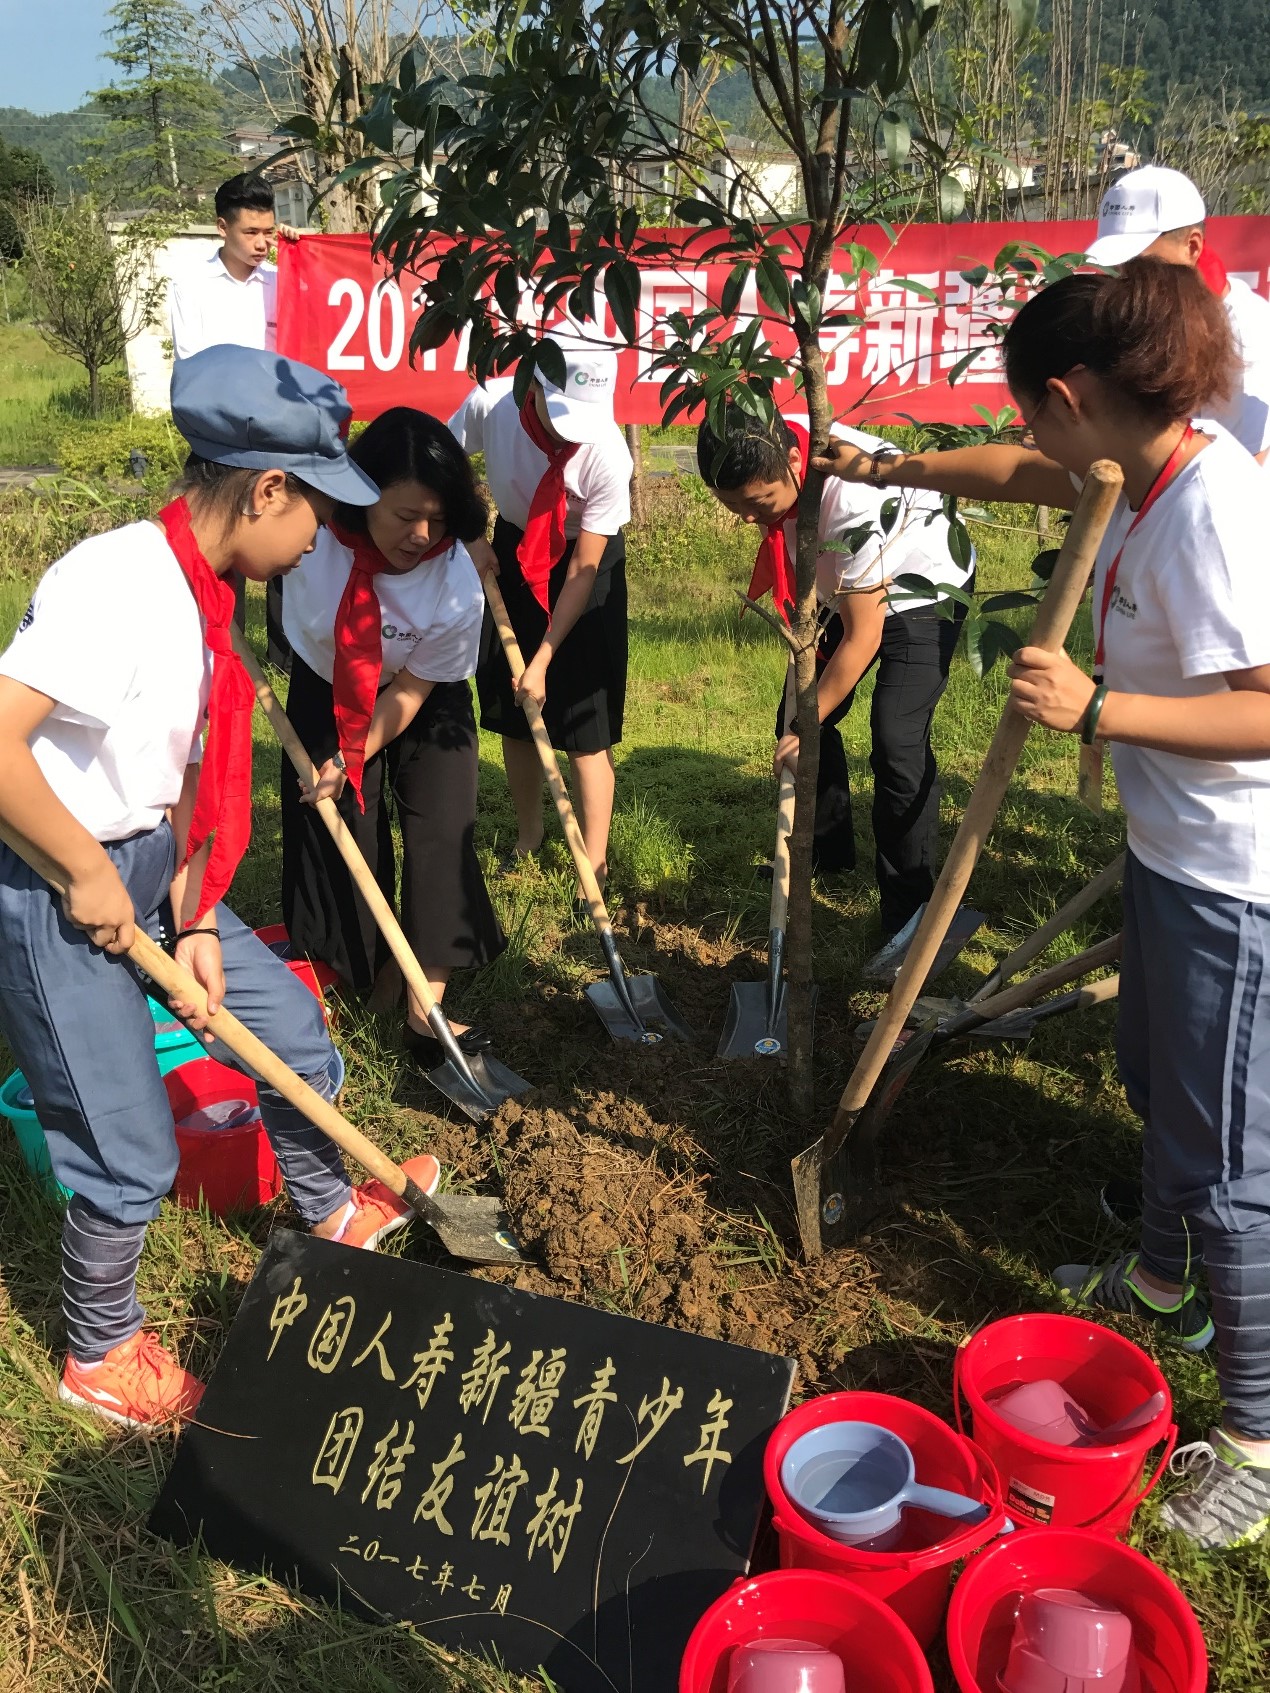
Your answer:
[754,1036,782,1057]
[1006,1476,1056,1524]
[821,1191,845,1227]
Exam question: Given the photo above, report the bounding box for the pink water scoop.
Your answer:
[999,1587,1141,1693]
[727,1638,848,1693]
[990,1381,1166,1448]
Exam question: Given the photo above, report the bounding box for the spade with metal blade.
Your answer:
[862,903,987,990]
[234,634,531,1125]
[0,820,524,1267]
[719,753,816,1057]
[790,459,1125,1259]
[972,972,1120,1041]
[483,574,691,1046]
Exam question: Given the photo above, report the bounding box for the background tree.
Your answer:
[0,136,51,260]
[84,0,226,210]
[17,198,165,413]
[320,0,1025,1110]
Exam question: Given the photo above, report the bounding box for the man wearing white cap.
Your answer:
[1088,164,1270,462]
[450,338,633,891]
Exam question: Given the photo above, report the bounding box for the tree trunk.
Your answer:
[626,423,647,525]
[88,363,101,418]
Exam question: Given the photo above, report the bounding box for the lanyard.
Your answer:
[1093,425,1195,678]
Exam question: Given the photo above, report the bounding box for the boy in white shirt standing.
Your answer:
[170,173,292,663]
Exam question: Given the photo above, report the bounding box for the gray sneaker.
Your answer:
[1052,1252,1214,1352]
[1160,1430,1270,1550]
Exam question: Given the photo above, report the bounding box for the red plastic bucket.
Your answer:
[954,1314,1176,1536]
[165,1059,283,1216]
[680,1569,934,1693]
[947,1527,1207,1693]
[764,1391,1009,1650]
[254,923,338,1007]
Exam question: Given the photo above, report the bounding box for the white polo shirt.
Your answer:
[448,389,632,538]
[1206,279,1270,457]
[1090,428,1270,901]
[169,250,278,360]
[0,523,210,841]
[785,420,971,614]
[283,526,484,686]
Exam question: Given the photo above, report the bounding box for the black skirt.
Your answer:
[475,514,627,753]
[280,655,505,994]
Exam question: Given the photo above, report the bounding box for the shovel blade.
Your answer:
[862,905,987,989]
[717,981,818,1060]
[585,973,692,1046]
[426,1052,531,1123]
[424,1194,526,1266]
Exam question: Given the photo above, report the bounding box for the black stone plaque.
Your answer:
[151,1229,796,1691]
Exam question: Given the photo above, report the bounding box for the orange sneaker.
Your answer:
[60,1330,205,1432]
[338,1154,442,1251]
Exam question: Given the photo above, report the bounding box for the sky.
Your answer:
[0,0,108,113]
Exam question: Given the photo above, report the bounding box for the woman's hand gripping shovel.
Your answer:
[482,572,691,1046]
[719,662,816,1058]
[232,633,532,1134]
[790,460,1125,1259]
[0,818,525,1266]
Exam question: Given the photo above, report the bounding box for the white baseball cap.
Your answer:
[539,340,619,444]
[1087,166,1207,266]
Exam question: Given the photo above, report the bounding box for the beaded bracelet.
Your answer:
[1080,683,1108,746]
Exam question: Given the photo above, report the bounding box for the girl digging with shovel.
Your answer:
[0,348,446,1432]
[279,407,506,1072]
[814,260,1270,1552]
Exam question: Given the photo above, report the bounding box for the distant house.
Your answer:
[225,124,313,228]
[624,138,806,220]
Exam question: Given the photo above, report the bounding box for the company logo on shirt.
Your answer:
[381,622,421,644]
[17,599,34,632]
[1108,584,1137,622]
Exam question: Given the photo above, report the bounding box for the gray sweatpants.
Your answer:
[1122,851,1270,1439]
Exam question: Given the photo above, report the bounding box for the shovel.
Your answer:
[483,573,691,1046]
[861,904,987,990]
[0,821,525,1267]
[233,633,531,1126]
[790,460,1125,1258]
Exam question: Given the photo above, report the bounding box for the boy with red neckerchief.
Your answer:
[0,346,444,1432]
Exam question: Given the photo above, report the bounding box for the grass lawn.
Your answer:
[0,324,127,468]
[0,449,1266,1690]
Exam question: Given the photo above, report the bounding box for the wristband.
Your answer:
[867,448,892,489]
[331,750,348,773]
[166,926,221,953]
[1080,683,1108,745]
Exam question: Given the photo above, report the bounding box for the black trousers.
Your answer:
[230,575,292,671]
[280,657,505,995]
[777,601,966,935]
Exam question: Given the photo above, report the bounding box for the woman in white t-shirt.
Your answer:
[817,259,1270,1552]
[281,408,505,1067]
[696,407,972,938]
[449,341,633,889]
[0,346,444,1434]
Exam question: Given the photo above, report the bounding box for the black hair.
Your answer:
[215,172,276,223]
[1002,259,1236,426]
[173,456,307,537]
[696,407,799,490]
[336,408,489,542]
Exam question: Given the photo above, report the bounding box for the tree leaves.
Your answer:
[938,173,967,220]
[881,110,911,171]
[964,614,1023,678]
[1003,0,1039,39]
[603,258,642,345]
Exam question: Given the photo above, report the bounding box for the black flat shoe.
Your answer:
[405,1023,495,1067]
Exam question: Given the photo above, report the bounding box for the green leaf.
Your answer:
[756,253,792,316]
[1031,546,1061,582]
[535,337,567,389]
[879,496,900,535]
[981,589,1041,613]
[966,616,1023,677]
[720,261,750,320]
[880,110,911,171]
[604,259,641,345]
[938,174,967,220]
[947,519,973,571]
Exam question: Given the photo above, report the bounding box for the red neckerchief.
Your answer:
[1094,424,1197,678]
[744,420,810,626]
[1196,245,1229,298]
[331,522,448,810]
[158,498,255,925]
[516,393,580,617]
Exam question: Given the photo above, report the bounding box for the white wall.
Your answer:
[115,224,221,416]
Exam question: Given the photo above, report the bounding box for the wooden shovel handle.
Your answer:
[967,851,1125,1004]
[482,572,613,932]
[955,932,1120,1028]
[832,460,1124,1128]
[0,820,418,1204]
[769,659,797,933]
[231,632,444,1024]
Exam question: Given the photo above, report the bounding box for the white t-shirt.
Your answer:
[448,389,632,537]
[0,523,211,842]
[169,251,278,360]
[283,526,484,686]
[1090,429,1270,901]
[1206,279,1270,457]
[785,420,971,613]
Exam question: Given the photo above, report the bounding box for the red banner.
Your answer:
[276,219,1270,426]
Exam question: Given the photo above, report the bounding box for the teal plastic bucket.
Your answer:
[0,1070,73,1203]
